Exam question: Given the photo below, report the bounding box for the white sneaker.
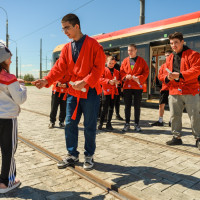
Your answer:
[83,156,94,171]
[0,181,21,194]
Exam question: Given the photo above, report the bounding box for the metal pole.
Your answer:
[139,0,145,25]
[40,39,42,79]
[0,7,9,47]
[16,47,18,78]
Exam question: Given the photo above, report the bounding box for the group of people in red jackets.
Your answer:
[32,14,200,174]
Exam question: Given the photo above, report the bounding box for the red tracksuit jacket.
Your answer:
[162,49,200,95]
[100,67,120,99]
[158,63,169,92]
[120,56,149,90]
[45,35,105,119]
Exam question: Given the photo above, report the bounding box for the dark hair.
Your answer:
[169,32,183,41]
[105,52,110,57]
[106,56,115,62]
[165,50,173,54]
[61,13,81,29]
[128,43,137,49]
[0,62,9,73]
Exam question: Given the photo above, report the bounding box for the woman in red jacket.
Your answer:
[98,56,120,131]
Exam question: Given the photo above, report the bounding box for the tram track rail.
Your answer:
[18,135,139,200]
[21,107,200,158]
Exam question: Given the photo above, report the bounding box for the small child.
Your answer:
[98,56,120,130]
[0,43,27,193]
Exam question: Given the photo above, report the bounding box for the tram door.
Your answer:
[149,44,171,97]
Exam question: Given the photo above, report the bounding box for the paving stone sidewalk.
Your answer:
[1,86,200,200]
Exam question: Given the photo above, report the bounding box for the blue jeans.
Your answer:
[65,88,100,157]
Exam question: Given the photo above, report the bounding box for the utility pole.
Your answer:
[0,7,9,47]
[9,39,18,77]
[40,38,42,79]
[139,0,145,25]
[16,47,18,78]
[46,55,47,71]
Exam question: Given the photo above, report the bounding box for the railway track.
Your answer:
[18,135,139,200]
[21,107,200,159]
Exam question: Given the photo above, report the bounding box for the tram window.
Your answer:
[137,45,149,62]
[185,36,200,53]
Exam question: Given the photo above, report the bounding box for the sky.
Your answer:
[0,0,199,78]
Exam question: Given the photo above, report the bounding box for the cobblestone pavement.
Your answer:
[1,86,200,200]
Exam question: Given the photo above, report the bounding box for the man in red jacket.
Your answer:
[164,32,200,149]
[32,13,105,170]
[120,44,149,132]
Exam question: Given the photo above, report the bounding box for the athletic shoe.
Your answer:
[83,156,94,171]
[98,124,103,130]
[48,122,55,129]
[0,180,21,194]
[122,123,130,132]
[166,137,183,145]
[151,121,164,126]
[57,155,79,169]
[106,123,113,131]
[196,138,200,150]
[134,124,141,132]
[59,122,65,128]
[116,115,124,120]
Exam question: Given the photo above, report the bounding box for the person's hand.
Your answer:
[125,74,132,80]
[17,79,25,84]
[72,80,86,91]
[113,79,120,85]
[132,76,139,83]
[31,79,48,89]
[109,80,115,85]
[168,72,179,81]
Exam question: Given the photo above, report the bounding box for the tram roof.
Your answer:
[93,11,200,43]
[53,44,65,53]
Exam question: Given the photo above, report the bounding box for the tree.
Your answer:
[24,74,35,81]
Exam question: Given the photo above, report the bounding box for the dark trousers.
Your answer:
[0,118,18,187]
[100,93,115,125]
[123,89,143,124]
[114,87,121,116]
[50,92,67,124]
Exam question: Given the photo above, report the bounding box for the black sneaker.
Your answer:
[169,121,171,127]
[83,156,94,171]
[59,122,65,128]
[106,123,114,131]
[49,122,55,129]
[134,124,141,132]
[57,155,79,169]
[116,115,124,120]
[196,139,200,150]
[151,121,164,126]
[166,137,183,145]
[98,124,103,130]
[122,123,130,132]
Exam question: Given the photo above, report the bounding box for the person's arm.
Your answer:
[32,46,68,89]
[137,58,149,84]
[8,81,27,105]
[181,51,200,81]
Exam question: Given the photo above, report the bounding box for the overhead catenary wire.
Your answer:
[15,0,96,42]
